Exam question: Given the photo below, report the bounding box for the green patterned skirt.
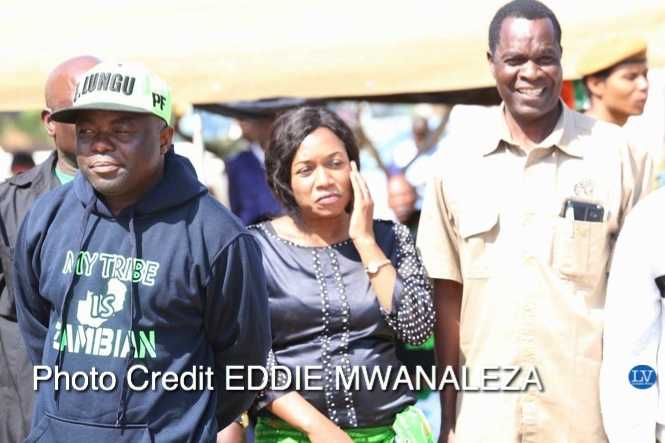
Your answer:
[254,405,433,443]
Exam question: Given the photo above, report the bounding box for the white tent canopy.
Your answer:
[2,0,664,111]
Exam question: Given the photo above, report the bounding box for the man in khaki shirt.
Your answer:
[417,1,651,442]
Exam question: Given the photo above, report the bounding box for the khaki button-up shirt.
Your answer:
[417,104,651,443]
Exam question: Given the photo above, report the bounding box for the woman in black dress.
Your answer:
[249,106,435,442]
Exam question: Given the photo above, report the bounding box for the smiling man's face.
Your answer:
[488,16,562,123]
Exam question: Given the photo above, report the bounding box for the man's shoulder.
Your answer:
[563,110,644,170]
[0,154,60,229]
[226,149,257,168]
[193,193,247,242]
[28,182,75,216]
[566,109,628,149]
[13,183,76,246]
[196,193,239,220]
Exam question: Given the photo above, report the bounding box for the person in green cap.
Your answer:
[14,61,271,442]
[0,54,100,443]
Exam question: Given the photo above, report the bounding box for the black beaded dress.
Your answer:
[249,220,435,428]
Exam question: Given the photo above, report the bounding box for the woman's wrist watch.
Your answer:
[365,259,391,276]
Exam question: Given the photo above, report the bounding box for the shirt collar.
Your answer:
[249,142,266,166]
[482,101,582,158]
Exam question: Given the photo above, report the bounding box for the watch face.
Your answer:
[367,263,377,273]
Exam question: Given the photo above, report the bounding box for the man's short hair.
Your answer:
[488,0,562,54]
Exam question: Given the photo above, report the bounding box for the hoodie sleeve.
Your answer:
[12,207,51,366]
[205,233,271,429]
[600,201,662,442]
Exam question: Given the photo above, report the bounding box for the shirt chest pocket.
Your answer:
[458,207,499,279]
[553,216,610,283]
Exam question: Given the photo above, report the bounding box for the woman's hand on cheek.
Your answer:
[348,161,375,247]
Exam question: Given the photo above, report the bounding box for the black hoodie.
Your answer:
[14,151,270,442]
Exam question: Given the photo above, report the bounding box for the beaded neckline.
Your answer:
[251,222,353,249]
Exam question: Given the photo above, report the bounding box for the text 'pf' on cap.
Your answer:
[50,62,172,125]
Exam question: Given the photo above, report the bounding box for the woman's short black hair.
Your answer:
[266,106,360,213]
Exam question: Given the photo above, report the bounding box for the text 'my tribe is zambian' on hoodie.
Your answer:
[13,151,271,442]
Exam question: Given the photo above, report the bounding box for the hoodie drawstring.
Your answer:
[116,210,138,425]
[53,199,95,406]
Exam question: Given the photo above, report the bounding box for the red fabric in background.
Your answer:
[560,80,575,108]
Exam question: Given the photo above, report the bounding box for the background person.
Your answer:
[387,173,419,230]
[10,152,35,176]
[227,113,282,225]
[0,55,100,443]
[578,34,655,189]
[600,187,665,442]
[578,34,650,127]
[389,111,449,211]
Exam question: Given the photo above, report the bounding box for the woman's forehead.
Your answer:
[293,128,347,160]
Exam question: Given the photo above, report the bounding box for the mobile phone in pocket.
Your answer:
[560,199,604,222]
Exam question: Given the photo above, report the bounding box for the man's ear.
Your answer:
[585,76,606,99]
[487,51,497,80]
[41,109,55,137]
[159,126,175,155]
